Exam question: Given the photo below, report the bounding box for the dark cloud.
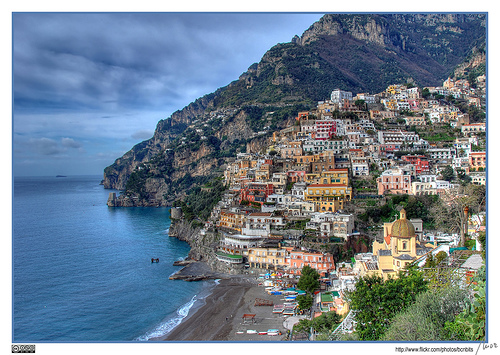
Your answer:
[12,12,324,176]
[13,13,322,114]
[61,137,82,149]
[29,137,62,155]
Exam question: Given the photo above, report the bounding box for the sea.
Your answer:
[12,175,214,342]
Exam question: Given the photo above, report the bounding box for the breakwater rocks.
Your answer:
[169,260,228,281]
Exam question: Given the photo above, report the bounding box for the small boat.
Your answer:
[246,329,257,334]
[273,305,285,314]
[258,331,268,335]
[267,329,281,336]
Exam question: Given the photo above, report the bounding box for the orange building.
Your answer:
[216,209,246,232]
[469,151,486,171]
[288,250,335,277]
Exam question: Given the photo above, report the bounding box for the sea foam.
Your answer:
[135,295,197,341]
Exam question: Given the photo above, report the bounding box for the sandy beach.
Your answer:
[158,266,304,341]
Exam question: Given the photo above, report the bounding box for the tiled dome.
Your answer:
[390,209,415,237]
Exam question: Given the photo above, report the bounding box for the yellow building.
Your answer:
[216,210,246,232]
[361,209,436,280]
[247,246,288,270]
[319,168,349,185]
[304,183,352,212]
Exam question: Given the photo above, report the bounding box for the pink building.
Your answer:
[376,167,412,195]
[287,170,307,183]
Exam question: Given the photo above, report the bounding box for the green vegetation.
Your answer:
[382,286,470,341]
[297,265,320,294]
[443,268,486,341]
[345,271,428,340]
[293,311,342,340]
[296,265,320,313]
[358,194,439,229]
[172,177,227,223]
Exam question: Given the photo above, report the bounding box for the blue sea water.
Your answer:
[13,175,212,342]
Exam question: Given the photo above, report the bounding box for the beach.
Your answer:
[158,264,303,341]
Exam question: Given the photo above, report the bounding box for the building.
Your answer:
[470,172,486,186]
[304,183,352,212]
[216,209,247,232]
[401,155,430,174]
[427,147,456,161]
[469,152,486,171]
[461,123,486,136]
[358,209,436,280]
[314,119,337,140]
[241,212,286,237]
[354,93,376,104]
[217,233,265,264]
[376,167,412,195]
[240,183,274,205]
[404,116,426,126]
[331,89,352,104]
[306,212,355,239]
[247,245,288,270]
[351,156,370,176]
[288,249,336,277]
[280,141,303,159]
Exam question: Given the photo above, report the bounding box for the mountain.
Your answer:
[103,13,486,206]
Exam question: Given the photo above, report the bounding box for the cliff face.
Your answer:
[103,13,485,205]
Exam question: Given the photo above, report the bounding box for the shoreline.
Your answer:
[152,268,303,341]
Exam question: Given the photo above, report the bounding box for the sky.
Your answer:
[12,12,324,176]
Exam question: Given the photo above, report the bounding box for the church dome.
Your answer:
[390,209,415,237]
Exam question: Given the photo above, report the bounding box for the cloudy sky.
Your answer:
[13,12,324,176]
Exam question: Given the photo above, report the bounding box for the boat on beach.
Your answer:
[267,329,281,336]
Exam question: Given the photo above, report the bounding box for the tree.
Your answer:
[431,184,486,247]
[423,251,448,268]
[354,99,366,111]
[346,271,428,340]
[297,265,320,294]
[296,294,313,311]
[293,311,342,340]
[440,165,454,182]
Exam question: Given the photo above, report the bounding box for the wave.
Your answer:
[135,295,198,341]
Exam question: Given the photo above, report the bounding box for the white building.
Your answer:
[427,148,456,161]
[331,89,353,104]
[306,212,355,239]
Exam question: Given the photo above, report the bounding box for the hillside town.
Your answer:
[170,77,486,338]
